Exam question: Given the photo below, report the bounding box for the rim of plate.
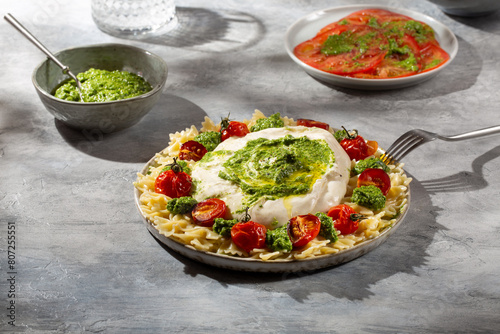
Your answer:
[134,154,411,273]
[284,5,458,89]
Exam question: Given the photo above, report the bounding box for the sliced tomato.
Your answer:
[179,140,207,162]
[221,121,250,141]
[344,9,414,26]
[354,33,422,79]
[192,198,227,227]
[327,204,362,235]
[231,221,267,253]
[297,9,448,79]
[287,214,321,248]
[296,118,330,131]
[155,170,192,198]
[317,21,347,35]
[357,168,391,195]
[419,42,449,72]
[294,24,389,76]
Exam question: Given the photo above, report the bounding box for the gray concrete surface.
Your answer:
[1,0,499,332]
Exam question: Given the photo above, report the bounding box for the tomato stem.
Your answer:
[220,113,231,131]
[342,126,358,139]
[168,157,183,173]
[241,207,251,222]
[350,213,365,222]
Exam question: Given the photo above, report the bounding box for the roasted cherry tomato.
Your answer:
[287,214,321,248]
[366,140,378,157]
[340,132,369,161]
[297,119,330,131]
[327,204,362,235]
[357,168,391,195]
[155,168,192,199]
[231,221,267,253]
[192,198,227,227]
[179,140,207,162]
[220,121,250,141]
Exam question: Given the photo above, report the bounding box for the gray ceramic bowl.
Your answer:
[32,43,168,132]
[427,0,500,16]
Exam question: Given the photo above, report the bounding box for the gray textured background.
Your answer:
[1,0,499,332]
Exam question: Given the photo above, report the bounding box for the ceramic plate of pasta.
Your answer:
[134,111,411,272]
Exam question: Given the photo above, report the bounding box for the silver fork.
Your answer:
[381,125,500,165]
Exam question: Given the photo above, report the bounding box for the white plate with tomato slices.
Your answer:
[285,5,458,90]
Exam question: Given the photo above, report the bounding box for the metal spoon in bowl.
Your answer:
[4,13,84,102]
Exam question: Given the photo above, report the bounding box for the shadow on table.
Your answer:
[55,94,207,163]
[317,36,481,100]
[121,7,265,53]
[444,10,500,34]
[155,176,444,302]
[422,144,500,193]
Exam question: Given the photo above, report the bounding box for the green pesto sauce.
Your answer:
[53,68,152,103]
[424,58,442,70]
[321,32,355,55]
[194,131,221,152]
[367,17,380,29]
[404,20,424,34]
[383,20,433,43]
[321,30,377,56]
[396,52,419,71]
[197,150,233,167]
[250,112,284,132]
[329,19,433,73]
[386,38,419,71]
[404,20,434,43]
[218,135,335,207]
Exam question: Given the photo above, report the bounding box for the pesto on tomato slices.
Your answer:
[293,9,450,78]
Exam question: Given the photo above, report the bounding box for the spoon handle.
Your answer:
[4,13,70,73]
[4,13,83,100]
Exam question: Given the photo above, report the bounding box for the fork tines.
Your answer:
[381,130,426,165]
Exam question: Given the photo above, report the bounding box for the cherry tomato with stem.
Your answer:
[327,204,364,235]
[339,128,369,161]
[231,221,267,253]
[357,168,391,195]
[297,119,330,131]
[287,214,321,248]
[179,140,207,162]
[220,115,250,141]
[192,198,228,227]
[155,158,192,198]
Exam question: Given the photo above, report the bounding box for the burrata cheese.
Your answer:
[190,126,350,227]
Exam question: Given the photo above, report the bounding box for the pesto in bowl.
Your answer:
[53,68,152,103]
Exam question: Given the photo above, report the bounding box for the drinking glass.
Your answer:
[91,0,177,37]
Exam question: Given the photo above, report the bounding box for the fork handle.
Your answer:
[443,125,500,141]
